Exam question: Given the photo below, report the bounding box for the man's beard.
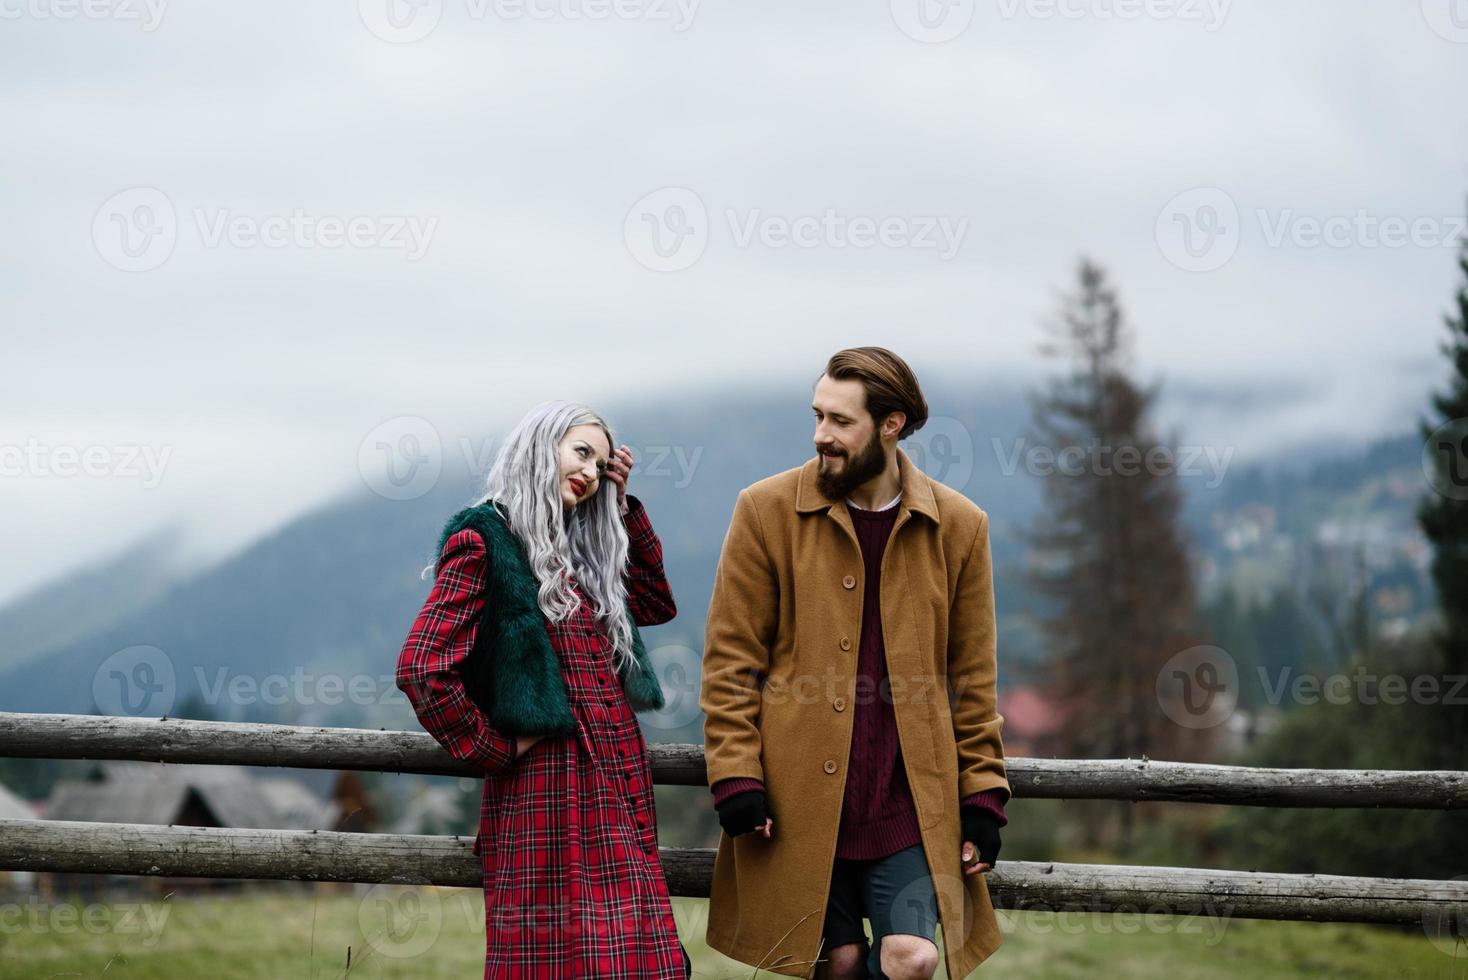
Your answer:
[815,430,887,501]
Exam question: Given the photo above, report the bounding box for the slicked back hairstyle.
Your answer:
[820,347,929,440]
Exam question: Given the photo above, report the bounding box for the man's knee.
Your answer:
[878,934,939,980]
[816,941,869,980]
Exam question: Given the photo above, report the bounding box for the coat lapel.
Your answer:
[793,445,941,527]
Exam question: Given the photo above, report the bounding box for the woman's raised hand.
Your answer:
[604,444,634,512]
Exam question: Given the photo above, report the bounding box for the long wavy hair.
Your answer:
[425,401,637,676]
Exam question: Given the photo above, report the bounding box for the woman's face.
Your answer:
[558,424,611,512]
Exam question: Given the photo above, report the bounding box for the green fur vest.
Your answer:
[434,500,666,736]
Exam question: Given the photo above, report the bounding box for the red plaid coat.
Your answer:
[396,495,686,979]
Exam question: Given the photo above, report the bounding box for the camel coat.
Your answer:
[700,447,1011,979]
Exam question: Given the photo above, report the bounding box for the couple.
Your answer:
[395,347,1011,979]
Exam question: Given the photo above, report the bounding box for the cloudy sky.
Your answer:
[3,0,1466,605]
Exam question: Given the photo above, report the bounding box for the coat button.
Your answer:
[833,697,846,711]
[842,575,856,589]
[839,636,851,651]
[823,759,838,774]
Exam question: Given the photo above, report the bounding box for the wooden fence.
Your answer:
[1,711,1466,926]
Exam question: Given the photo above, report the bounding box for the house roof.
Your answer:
[44,761,332,830]
[257,777,342,831]
[0,780,34,820]
[998,685,1067,739]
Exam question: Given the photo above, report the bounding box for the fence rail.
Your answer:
[3,818,1464,925]
[2,712,1465,809]
[2,710,1466,927]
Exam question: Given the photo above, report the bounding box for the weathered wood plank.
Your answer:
[0,819,1462,926]
[2,712,1465,808]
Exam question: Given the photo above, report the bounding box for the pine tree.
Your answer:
[1415,224,1468,758]
[1024,259,1211,847]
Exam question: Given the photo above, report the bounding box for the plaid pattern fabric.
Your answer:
[397,496,684,979]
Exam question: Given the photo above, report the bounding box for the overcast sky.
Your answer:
[3,0,1466,606]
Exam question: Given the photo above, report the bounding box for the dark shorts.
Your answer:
[821,843,939,978]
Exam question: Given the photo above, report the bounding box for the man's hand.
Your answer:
[715,789,774,839]
[960,806,1001,876]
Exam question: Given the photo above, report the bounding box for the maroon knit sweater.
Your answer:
[712,496,1008,856]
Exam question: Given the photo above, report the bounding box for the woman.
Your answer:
[395,400,690,979]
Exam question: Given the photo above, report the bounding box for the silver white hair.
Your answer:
[424,400,636,676]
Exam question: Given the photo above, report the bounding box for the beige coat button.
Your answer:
[823,759,838,774]
[833,697,847,711]
[839,636,851,651]
[842,575,856,589]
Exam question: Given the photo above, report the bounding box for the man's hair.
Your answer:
[820,347,928,440]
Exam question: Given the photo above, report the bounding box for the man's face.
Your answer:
[812,374,889,500]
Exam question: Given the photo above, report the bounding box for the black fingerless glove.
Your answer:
[960,805,1002,867]
[715,789,771,837]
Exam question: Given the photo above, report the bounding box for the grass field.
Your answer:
[0,886,1461,979]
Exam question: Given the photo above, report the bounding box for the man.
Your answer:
[700,347,1010,980]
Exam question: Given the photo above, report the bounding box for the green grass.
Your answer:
[0,888,1461,979]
